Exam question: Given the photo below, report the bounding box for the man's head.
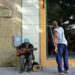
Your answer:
[24,38,30,46]
[52,20,59,28]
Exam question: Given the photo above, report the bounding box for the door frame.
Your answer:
[40,0,75,67]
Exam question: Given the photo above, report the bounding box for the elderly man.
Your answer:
[17,38,34,73]
[52,21,69,75]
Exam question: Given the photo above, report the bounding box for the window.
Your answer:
[46,0,75,57]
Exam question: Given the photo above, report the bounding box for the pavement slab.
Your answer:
[0,67,75,75]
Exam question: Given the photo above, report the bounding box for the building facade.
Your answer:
[0,0,75,67]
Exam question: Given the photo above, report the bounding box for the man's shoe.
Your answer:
[26,69,32,73]
[19,68,24,73]
[65,70,69,73]
[59,72,64,75]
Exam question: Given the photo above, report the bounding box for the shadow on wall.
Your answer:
[0,53,19,67]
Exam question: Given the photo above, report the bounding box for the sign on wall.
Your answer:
[14,35,22,47]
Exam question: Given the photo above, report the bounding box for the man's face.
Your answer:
[25,42,29,46]
[53,25,56,29]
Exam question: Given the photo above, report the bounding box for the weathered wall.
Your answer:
[0,0,22,66]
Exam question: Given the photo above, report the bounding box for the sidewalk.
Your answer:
[0,67,75,75]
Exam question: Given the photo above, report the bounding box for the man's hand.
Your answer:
[55,46,58,53]
[26,50,32,53]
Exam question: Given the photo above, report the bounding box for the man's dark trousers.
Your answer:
[56,44,69,73]
[20,54,32,69]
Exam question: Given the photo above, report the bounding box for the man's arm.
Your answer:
[27,44,33,53]
[54,30,58,52]
[17,49,24,54]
